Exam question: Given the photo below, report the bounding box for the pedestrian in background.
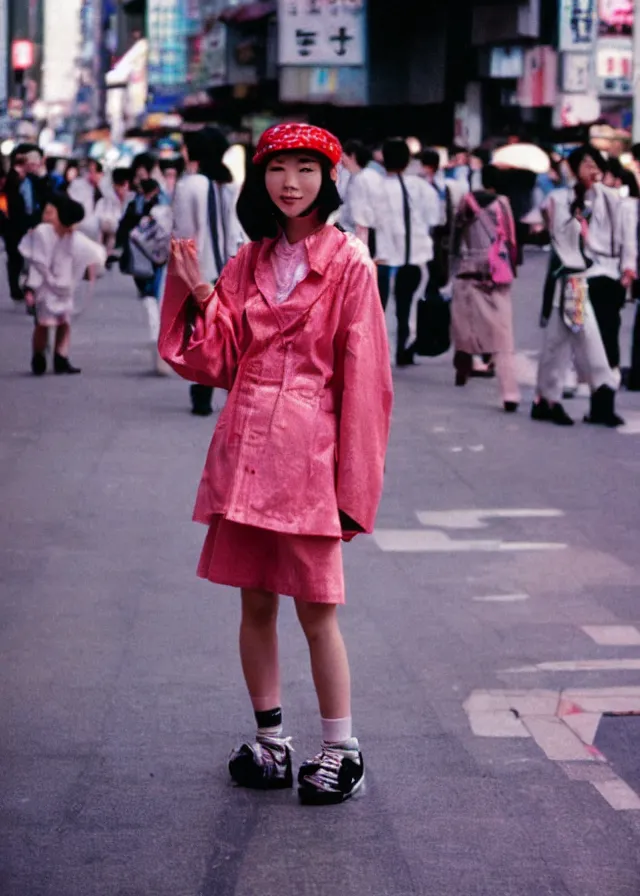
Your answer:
[68,159,105,243]
[117,178,172,375]
[96,167,133,263]
[159,123,393,805]
[368,137,440,366]
[20,192,106,376]
[533,145,629,427]
[172,127,244,416]
[337,139,372,234]
[5,146,45,302]
[450,164,521,412]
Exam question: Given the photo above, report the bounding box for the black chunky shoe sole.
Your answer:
[298,774,365,805]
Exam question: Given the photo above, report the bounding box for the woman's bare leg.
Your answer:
[54,323,71,357]
[239,588,281,711]
[295,601,351,721]
[32,324,48,355]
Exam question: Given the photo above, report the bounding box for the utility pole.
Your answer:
[634,0,640,142]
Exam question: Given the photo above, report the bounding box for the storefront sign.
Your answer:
[561,52,592,92]
[559,0,596,50]
[517,46,557,107]
[147,0,188,110]
[597,42,633,94]
[489,46,524,78]
[554,92,601,126]
[598,0,633,37]
[278,0,365,67]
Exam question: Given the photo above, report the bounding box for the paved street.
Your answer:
[3,250,640,896]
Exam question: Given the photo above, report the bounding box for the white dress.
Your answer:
[19,224,107,325]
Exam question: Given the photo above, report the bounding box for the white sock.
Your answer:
[321,717,353,745]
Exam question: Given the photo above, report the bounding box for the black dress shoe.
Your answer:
[31,353,46,376]
[531,398,574,425]
[54,354,81,375]
[396,350,415,368]
[191,406,213,417]
[504,401,519,413]
[584,386,624,428]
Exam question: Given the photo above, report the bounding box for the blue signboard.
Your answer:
[147,0,188,111]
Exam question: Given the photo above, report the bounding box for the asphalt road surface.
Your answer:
[2,250,640,896]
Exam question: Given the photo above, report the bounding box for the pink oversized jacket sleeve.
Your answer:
[335,257,393,537]
[158,238,246,390]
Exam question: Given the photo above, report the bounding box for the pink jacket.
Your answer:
[159,225,393,539]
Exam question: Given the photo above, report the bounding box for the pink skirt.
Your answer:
[197,515,345,604]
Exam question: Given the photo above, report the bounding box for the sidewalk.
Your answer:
[2,258,640,896]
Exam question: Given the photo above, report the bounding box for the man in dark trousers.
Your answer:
[5,145,45,301]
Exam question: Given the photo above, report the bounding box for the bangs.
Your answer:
[237,154,341,242]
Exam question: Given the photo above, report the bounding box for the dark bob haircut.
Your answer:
[567,144,606,177]
[236,151,341,242]
[382,138,410,173]
[48,192,85,228]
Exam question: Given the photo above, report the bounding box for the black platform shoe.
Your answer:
[31,353,46,376]
[54,353,81,375]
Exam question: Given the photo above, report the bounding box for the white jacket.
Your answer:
[172,174,245,283]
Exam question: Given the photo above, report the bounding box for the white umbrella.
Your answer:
[492,143,550,175]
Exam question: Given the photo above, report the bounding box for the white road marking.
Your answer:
[618,412,640,435]
[581,625,640,646]
[468,444,485,452]
[416,508,564,530]
[562,713,602,746]
[463,687,640,809]
[521,716,598,762]
[592,777,640,811]
[467,710,529,738]
[473,593,530,603]
[373,529,566,553]
[504,659,640,673]
[450,446,463,453]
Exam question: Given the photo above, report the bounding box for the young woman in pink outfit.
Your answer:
[159,124,393,805]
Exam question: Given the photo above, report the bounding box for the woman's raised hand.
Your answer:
[169,239,203,294]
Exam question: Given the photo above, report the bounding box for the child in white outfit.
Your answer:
[20,193,106,375]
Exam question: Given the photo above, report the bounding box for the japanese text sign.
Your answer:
[559,0,596,50]
[278,0,365,67]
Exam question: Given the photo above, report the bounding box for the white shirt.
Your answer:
[369,173,440,267]
[350,164,384,231]
[68,177,102,242]
[19,223,106,317]
[544,184,636,280]
[172,173,244,283]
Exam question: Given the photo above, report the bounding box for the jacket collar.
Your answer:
[252,225,346,327]
[259,224,346,277]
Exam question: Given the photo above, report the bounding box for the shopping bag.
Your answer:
[414,293,451,357]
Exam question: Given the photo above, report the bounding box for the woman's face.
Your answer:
[265,152,324,218]
[577,155,601,188]
[42,203,59,227]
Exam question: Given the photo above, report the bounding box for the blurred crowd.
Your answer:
[5,128,640,430]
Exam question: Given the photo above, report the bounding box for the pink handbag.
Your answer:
[465,193,516,285]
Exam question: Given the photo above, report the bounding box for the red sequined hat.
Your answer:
[253,123,342,167]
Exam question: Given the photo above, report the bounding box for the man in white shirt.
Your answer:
[351,151,384,258]
[533,144,633,427]
[68,159,104,243]
[172,127,244,416]
[364,138,440,366]
[338,140,372,233]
